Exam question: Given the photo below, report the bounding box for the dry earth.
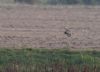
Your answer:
[0,5,100,49]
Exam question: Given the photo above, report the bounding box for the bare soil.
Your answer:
[0,5,100,49]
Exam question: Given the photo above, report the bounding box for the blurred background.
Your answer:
[0,0,100,5]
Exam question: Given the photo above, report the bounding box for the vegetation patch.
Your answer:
[0,48,100,72]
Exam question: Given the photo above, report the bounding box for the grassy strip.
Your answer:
[0,48,100,72]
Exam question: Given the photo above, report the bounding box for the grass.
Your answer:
[0,48,100,72]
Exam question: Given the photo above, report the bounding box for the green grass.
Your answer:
[0,48,100,72]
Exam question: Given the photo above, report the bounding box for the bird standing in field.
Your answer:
[64,28,71,37]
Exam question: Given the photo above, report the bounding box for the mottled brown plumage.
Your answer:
[64,28,71,37]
